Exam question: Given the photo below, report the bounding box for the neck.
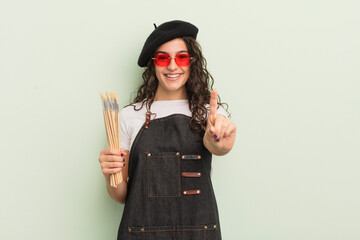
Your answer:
[154,89,187,101]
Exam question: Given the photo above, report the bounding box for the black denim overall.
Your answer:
[117,114,221,240]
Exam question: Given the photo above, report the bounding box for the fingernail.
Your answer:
[223,135,226,138]
[124,163,126,166]
[121,153,123,156]
[123,158,125,162]
[216,138,220,142]
[214,134,218,139]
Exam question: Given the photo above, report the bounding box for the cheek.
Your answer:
[155,67,162,79]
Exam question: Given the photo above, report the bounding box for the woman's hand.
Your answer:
[203,89,237,156]
[99,148,129,204]
[99,148,127,176]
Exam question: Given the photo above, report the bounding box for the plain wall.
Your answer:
[1,0,359,239]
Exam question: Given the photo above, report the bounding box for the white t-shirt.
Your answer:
[119,99,228,151]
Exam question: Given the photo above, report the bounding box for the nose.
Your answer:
[167,57,178,71]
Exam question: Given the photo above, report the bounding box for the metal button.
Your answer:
[147,153,151,156]
[197,155,201,159]
[141,228,145,232]
[204,226,208,229]
[198,173,201,176]
[197,190,200,194]
[176,152,180,156]
[183,191,187,195]
[128,227,131,232]
[181,155,185,159]
[214,224,217,228]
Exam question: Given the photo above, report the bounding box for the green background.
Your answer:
[1,0,359,239]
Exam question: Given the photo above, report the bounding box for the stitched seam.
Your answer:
[130,228,216,233]
[178,154,181,197]
[148,195,181,198]
[150,156,179,158]
[149,114,191,123]
[146,154,149,198]
[128,225,216,232]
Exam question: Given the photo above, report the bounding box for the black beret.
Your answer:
[137,20,199,67]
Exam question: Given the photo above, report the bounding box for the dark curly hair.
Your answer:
[130,36,228,133]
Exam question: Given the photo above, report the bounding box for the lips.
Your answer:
[164,73,182,80]
[165,74,181,78]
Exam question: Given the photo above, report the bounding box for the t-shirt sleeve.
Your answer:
[119,109,130,151]
[205,104,229,118]
[217,105,228,118]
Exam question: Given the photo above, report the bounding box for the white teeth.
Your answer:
[166,74,180,78]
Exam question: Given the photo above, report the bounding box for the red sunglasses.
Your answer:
[152,53,192,67]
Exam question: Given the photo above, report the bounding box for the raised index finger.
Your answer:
[209,89,218,124]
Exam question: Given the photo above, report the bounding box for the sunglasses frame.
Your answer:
[152,53,193,67]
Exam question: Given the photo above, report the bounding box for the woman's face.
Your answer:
[154,38,190,100]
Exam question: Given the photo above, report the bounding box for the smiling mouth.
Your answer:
[165,74,181,78]
[164,74,182,80]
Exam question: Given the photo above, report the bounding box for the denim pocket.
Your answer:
[146,152,181,197]
[128,224,218,240]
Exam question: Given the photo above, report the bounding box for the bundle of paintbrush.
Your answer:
[100,92,123,187]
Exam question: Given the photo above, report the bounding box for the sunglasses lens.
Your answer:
[154,54,170,66]
[153,53,191,67]
[175,54,191,66]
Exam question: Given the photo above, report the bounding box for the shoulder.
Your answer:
[120,102,147,115]
[120,102,147,125]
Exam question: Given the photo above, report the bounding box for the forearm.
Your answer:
[203,136,234,156]
[105,175,128,204]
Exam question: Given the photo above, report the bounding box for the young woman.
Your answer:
[99,20,236,240]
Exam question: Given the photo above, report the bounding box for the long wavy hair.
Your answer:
[130,36,228,133]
